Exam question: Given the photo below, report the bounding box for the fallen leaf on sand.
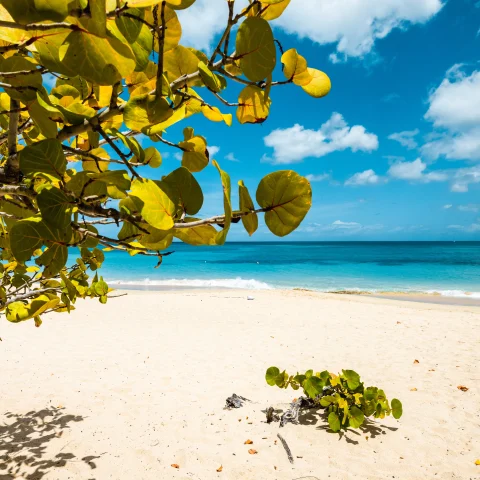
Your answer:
[217,465,223,472]
[457,385,469,392]
[396,321,401,325]
[410,388,418,391]
[413,359,420,364]
[248,449,258,455]
[475,459,480,465]
[244,439,253,444]
[171,464,180,469]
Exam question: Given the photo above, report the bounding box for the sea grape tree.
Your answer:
[0,0,331,325]
[266,367,403,432]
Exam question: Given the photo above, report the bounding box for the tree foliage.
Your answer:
[0,0,331,325]
[266,367,403,432]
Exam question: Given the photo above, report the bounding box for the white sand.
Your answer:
[1,289,479,479]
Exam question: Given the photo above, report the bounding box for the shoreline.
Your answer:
[110,283,480,307]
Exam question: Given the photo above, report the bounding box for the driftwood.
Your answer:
[277,433,294,464]
[225,393,250,409]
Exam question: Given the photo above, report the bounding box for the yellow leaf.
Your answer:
[236,86,271,124]
[281,48,313,86]
[302,68,331,98]
[202,106,232,126]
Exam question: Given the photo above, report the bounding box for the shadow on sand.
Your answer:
[0,407,100,480]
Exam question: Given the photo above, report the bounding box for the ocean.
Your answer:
[97,241,480,298]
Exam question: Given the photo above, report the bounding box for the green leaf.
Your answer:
[130,178,175,230]
[163,45,202,86]
[236,17,276,82]
[238,180,258,236]
[212,160,231,245]
[342,370,361,390]
[266,366,280,386]
[320,395,335,407]
[36,186,74,228]
[124,94,173,131]
[1,0,69,23]
[256,170,312,237]
[141,146,162,168]
[303,376,323,399]
[59,31,136,86]
[6,294,60,323]
[391,399,403,419]
[173,218,218,246]
[0,56,42,102]
[328,412,341,432]
[348,406,365,428]
[198,61,222,92]
[36,243,68,278]
[160,167,203,216]
[19,139,66,179]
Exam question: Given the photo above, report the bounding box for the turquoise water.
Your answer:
[98,242,480,297]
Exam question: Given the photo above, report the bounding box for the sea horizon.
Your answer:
[97,241,480,298]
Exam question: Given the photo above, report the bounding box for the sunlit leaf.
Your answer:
[238,180,257,236]
[236,17,276,82]
[256,170,312,237]
[302,68,332,98]
[19,139,66,179]
[237,86,271,124]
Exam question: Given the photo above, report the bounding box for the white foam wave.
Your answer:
[107,277,273,290]
[426,289,480,299]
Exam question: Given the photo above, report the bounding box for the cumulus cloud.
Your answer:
[448,223,480,233]
[179,1,443,59]
[274,0,444,61]
[450,164,480,192]
[458,204,480,212]
[306,173,330,182]
[345,169,383,186]
[387,158,448,182]
[224,152,239,162]
[208,146,220,157]
[263,113,378,164]
[422,66,480,161]
[388,129,420,149]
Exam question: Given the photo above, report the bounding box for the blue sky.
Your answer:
[140,0,480,240]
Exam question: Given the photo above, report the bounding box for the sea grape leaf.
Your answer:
[198,61,222,92]
[160,166,203,215]
[58,31,136,86]
[19,139,66,179]
[342,370,361,390]
[173,218,218,246]
[1,0,69,23]
[163,45,201,86]
[236,17,276,82]
[328,412,341,432]
[303,376,323,399]
[256,170,312,237]
[6,295,60,323]
[237,86,271,124]
[302,68,332,98]
[36,243,68,278]
[391,399,403,419]
[124,94,173,131]
[36,186,74,228]
[281,48,312,86]
[129,178,175,230]
[348,406,365,428]
[238,180,258,236]
[202,106,232,126]
[212,160,231,245]
[260,0,291,20]
[0,56,42,102]
[179,134,209,173]
[266,366,280,386]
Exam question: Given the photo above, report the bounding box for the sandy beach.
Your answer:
[1,289,479,480]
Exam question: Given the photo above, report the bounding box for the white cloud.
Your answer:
[450,164,480,192]
[443,204,452,209]
[174,152,182,161]
[458,204,480,212]
[306,173,330,182]
[422,66,480,161]
[448,223,480,233]
[388,129,419,149]
[345,169,383,186]
[274,0,444,61]
[176,1,235,51]
[177,0,443,61]
[263,113,378,164]
[387,158,448,182]
[316,220,384,234]
[208,146,220,157]
[224,152,239,162]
